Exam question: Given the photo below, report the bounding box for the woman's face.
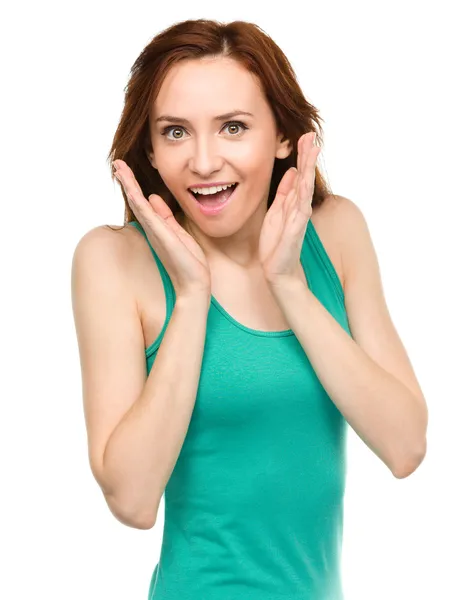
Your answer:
[147,57,292,237]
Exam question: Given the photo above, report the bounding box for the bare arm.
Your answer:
[103,292,209,528]
[71,226,210,529]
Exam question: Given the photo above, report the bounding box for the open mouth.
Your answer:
[187,183,239,215]
[188,183,238,202]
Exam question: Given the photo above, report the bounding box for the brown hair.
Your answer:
[106,18,334,230]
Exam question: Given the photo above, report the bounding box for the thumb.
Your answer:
[148,194,173,220]
[274,166,298,209]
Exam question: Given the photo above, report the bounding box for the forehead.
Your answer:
[153,58,266,117]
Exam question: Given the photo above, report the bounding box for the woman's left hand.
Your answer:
[259,131,321,288]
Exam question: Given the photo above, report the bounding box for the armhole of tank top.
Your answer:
[305,218,346,310]
[127,221,175,357]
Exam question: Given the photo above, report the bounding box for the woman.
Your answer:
[71,18,428,600]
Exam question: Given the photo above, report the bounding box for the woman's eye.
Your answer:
[161,121,248,141]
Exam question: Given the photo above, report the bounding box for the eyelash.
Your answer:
[160,120,249,141]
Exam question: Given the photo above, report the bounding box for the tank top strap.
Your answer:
[127,220,176,322]
[301,217,345,310]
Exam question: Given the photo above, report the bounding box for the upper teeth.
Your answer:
[190,183,236,195]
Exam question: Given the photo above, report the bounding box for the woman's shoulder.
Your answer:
[72,223,152,294]
[310,194,348,291]
[76,222,144,258]
[96,223,167,346]
[97,221,145,241]
[312,194,371,295]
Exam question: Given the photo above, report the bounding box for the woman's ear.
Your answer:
[275,135,293,160]
[147,151,158,170]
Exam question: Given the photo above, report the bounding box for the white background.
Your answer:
[1,1,474,598]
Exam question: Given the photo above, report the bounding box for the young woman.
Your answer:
[71,18,428,600]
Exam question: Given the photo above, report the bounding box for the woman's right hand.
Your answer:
[113,160,211,298]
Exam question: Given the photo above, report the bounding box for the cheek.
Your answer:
[237,143,271,170]
[154,160,179,190]
[155,155,174,176]
[246,156,275,188]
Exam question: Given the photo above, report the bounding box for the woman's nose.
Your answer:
[188,138,224,175]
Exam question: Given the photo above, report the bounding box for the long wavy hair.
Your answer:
[106,19,334,229]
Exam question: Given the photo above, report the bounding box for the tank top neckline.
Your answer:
[128,219,315,339]
[209,258,311,338]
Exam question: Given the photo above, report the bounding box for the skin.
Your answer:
[110,59,428,481]
[114,55,320,290]
[146,56,296,270]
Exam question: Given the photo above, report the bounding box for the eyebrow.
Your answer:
[155,110,254,125]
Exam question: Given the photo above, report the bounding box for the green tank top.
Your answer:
[129,217,351,600]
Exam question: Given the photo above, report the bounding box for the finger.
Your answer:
[297,175,311,210]
[114,162,148,208]
[273,167,298,213]
[300,138,320,207]
[305,136,320,185]
[148,194,173,220]
[296,132,311,192]
[294,133,306,202]
[114,162,143,200]
[114,164,153,225]
[114,170,137,211]
[297,133,304,175]
[298,131,313,173]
